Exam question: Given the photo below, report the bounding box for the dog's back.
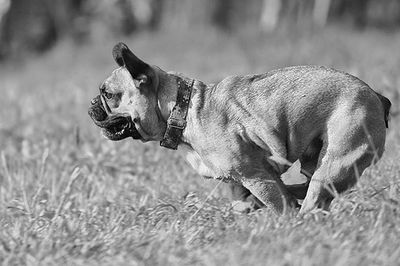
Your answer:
[213,66,389,130]
[375,92,391,128]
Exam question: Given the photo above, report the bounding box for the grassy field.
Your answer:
[0,27,399,265]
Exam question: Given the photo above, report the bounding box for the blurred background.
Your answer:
[1,0,400,59]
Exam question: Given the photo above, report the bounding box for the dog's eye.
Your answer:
[104,92,113,99]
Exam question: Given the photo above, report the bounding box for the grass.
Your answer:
[0,26,399,265]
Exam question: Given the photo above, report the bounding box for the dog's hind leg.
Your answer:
[298,146,372,214]
[299,109,386,214]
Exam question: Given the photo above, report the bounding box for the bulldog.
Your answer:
[88,42,391,214]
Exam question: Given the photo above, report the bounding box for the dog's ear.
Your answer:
[112,42,152,84]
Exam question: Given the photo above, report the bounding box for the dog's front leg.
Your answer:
[230,184,264,212]
[241,167,298,214]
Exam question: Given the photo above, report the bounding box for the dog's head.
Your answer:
[88,43,165,142]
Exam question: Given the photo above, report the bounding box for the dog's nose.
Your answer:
[91,96,99,105]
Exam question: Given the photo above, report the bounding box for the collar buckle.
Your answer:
[167,117,187,130]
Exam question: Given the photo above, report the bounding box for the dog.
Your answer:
[88,42,391,214]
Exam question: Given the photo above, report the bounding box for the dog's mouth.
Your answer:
[88,95,141,141]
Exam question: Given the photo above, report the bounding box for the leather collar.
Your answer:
[160,76,194,150]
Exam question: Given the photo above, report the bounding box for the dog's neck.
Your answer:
[156,69,209,148]
[155,71,183,123]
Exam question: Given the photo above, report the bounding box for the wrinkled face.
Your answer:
[88,43,162,142]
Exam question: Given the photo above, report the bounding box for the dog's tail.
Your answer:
[375,92,391,128]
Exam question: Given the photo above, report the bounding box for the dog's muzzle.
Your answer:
[88,95,141,141]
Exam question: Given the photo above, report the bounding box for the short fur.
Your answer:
[89,43,391,214]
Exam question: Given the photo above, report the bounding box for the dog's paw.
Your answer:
[231,200,253,213]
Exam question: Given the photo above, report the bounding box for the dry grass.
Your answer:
[0,27,399,265]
